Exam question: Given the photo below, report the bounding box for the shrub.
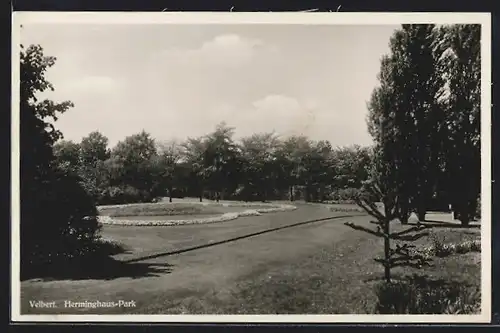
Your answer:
[444,288,481,314]
[429,232,453,257]
[329,187,361,203]
[422,234,481,258]
[101,186,125,204]
[99,185,156,205]
[455,240,481,254]
[374,276,480,314]
[21,168,102,277]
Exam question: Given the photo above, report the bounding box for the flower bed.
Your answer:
[97,203,297,226]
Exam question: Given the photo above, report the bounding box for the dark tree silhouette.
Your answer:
[20,44,101,277]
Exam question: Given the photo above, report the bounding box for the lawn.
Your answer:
[98,201,275,218]
[20,203,481,315]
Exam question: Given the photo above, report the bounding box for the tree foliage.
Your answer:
[437,24,481,225]
[20,44,100,276]
[365,24,481,225]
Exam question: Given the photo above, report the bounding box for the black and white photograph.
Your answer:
[11,12,491,322]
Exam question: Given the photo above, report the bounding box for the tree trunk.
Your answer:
[457,205,470,226]
[416,206,426,222]
[468,199,479,220]
[199,187,203,202]
[399,200,410,224]
[169,186,173,203]
[289,185,294,202]
[399,210,409,224]
[383,218,391,283]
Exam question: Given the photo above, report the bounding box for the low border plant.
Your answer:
[97,203,297,226]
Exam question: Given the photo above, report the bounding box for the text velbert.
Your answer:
[29,300,137,309]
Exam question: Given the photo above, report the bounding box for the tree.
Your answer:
[203,122,240,202]
[299,140,333,202]
[79,131,110,165]
[367,25,446,223]
[110,131,158,201]
[154,139,183,202]
[345,138,432,282]
[181,136,209,202]
[276,135,312,201]
[331,145,371,193]
[78,131,111,203]
[53,140,81,173]
[437,24,481,225]
[20,44,100,275]
[239,132,281,201]
[397,25,444,221]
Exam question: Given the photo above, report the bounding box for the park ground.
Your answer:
[20,201,481,315]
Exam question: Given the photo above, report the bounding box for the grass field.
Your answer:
[20,202,481,315]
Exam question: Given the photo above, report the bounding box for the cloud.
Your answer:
[233,94,319,138]
[155,33,268,68]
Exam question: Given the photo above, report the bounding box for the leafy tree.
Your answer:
[239,132,281,201]
[110,131,158,201]
[367,25,446,222]
[331,145,371,195]
[367,53,412,223]
[79,131,110,165]
[78,131,111,202]
[154,139,183,202]
[300,140,333,202]
[203,122,240,201]
[436,24,481,225]
[20,44,100,275]
[181,136,209,202]
[396,24,444,221]
[276,135,312,201]
[53,140,81,173]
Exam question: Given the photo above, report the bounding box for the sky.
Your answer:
[20,23,399,148]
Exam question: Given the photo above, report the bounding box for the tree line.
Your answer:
[53,125,373,206]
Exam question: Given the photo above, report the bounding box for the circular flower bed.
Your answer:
[97,202,297,226]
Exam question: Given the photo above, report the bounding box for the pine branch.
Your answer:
[344,222,384,237]
[392,225,429,237]
[355,198,385,220]
[374,257,389,265]
[391,252,432,265]
[369,220,384,227]
[390,243,417,256]
[390,231,431,241]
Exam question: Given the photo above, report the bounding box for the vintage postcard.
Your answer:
[11,11,491,323]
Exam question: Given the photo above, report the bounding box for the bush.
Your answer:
[99,185,156,205]
[21,168,102,277]
[421,234,481,259]
[430,233,453,257]
[329,187,360,203]
[374,276,480,314]
[455,240,481,254]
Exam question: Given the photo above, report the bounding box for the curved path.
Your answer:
[20,203,371,315]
